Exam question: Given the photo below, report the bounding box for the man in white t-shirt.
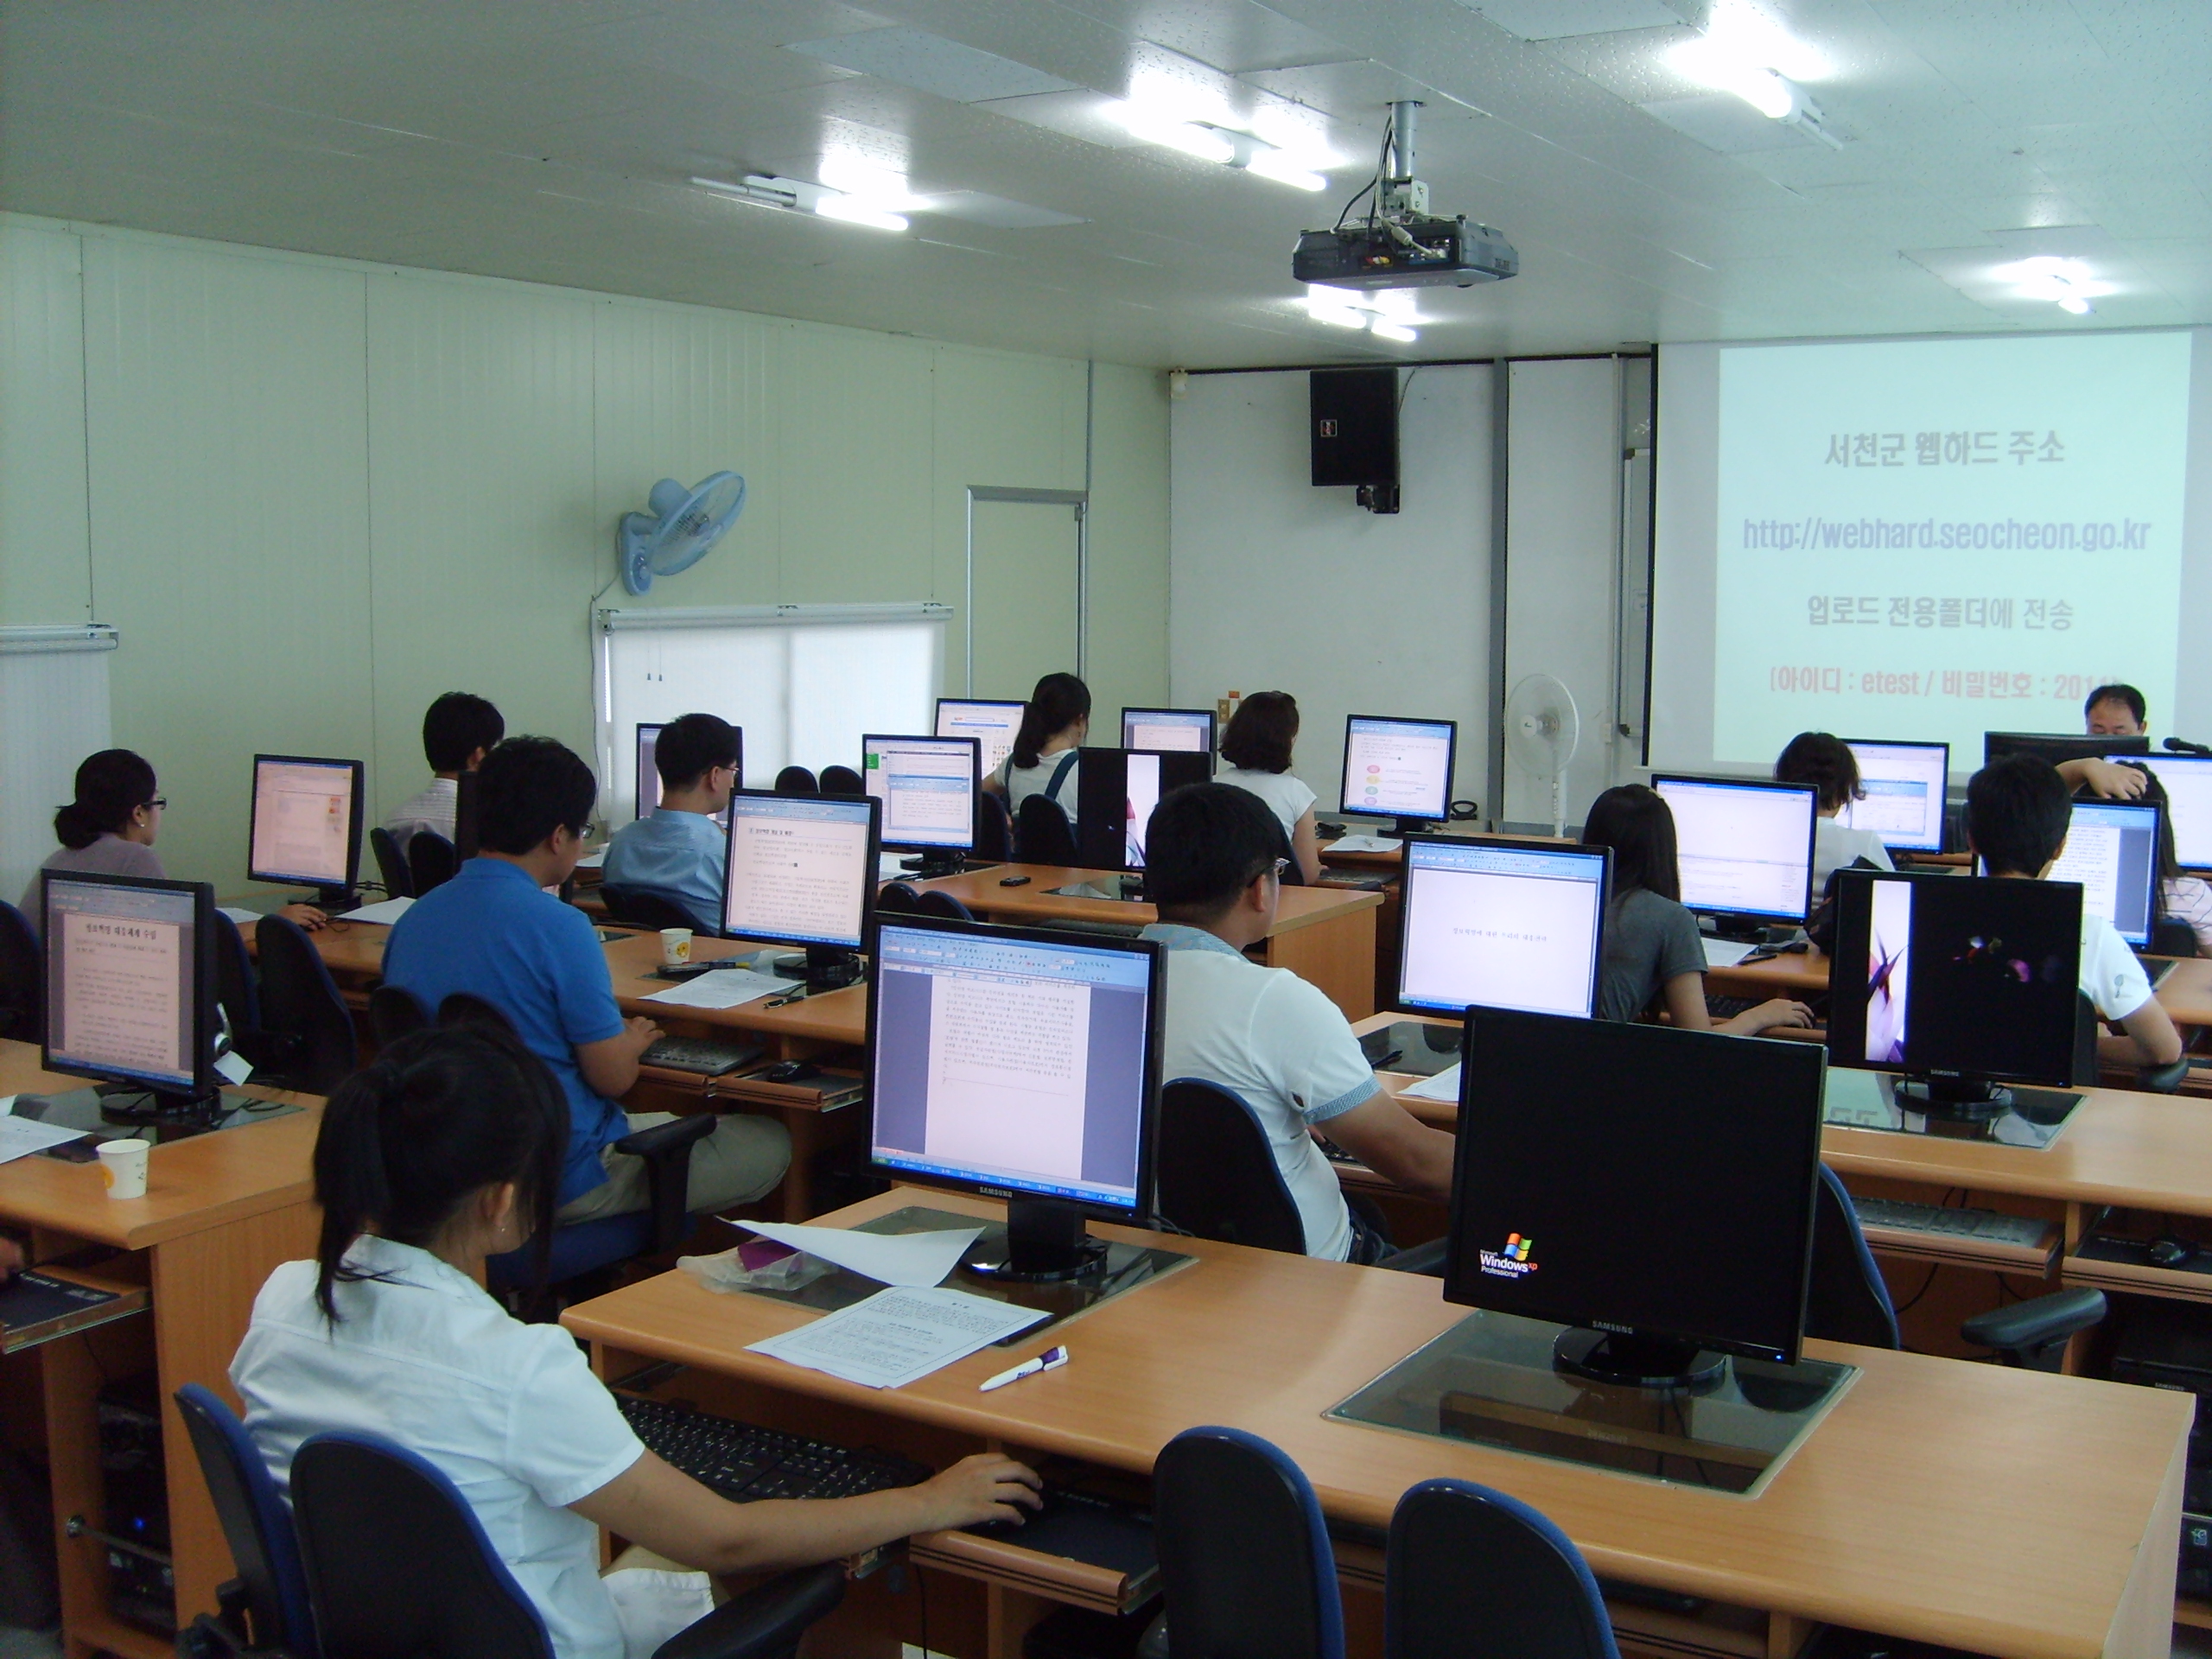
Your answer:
[1965,753,2183,1072]
[384,691,505,853]
[1137,783,1457,1262]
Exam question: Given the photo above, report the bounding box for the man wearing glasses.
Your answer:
[601,713,741,934]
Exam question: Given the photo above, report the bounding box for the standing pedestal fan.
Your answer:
[1505,674,1582,837]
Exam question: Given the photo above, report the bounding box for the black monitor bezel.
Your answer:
[1985,730,2152,767]
[861,733,981,853]
[1073,747,1214,874]
[1394,834,1611,1019]
[934,697,1027,775]
[41,870,219,1098]
[1837,737,1951,854]
[1119,705,1217,763]
[634,721,666,821]
[1338,713,1460,823]
[247,753,365,893]
[719,788,881,952]
[1648,772,1821,925]
[864,912,1164,1223]
[1443,1005,1824,1368]
[1824,867,2082,1092]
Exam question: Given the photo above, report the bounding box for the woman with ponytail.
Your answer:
[232,1026,1039,1659]
[982,671,1090,823]
[18,748,325,929]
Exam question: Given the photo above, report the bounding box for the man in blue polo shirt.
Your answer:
[384,735,789,1223]
[601,712,738,932]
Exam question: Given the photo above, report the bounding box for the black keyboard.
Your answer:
[617,1394,931,1502]
[1707,995,1757,1020]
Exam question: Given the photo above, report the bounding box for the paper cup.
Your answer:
[659,928,694,967]
[98,1138,151,1201]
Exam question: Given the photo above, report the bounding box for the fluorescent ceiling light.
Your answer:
[1244,148,1327,192]
[691,175,909,233]
[1671,0,1833,135]
[1118,103,1332,189]
[1368,320,1420,344]
[812,194,910,232]
[1993,256,2112,315]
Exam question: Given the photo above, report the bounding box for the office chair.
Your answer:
[254,915,360,1094]
[2152,917,2199,958]
[1385,1479,1618,1659]
[408,832,458,896]
[212,909,262,1045]
[1808,1165,2106,1370]
[818,764,863,795]
[1275,823,1306,887]
[1015,794,1077,865]
[601,884,710,933]
[368,827,413,900]
[1155,1079,1445,1273]
[174,1384,319,1659]
[289,1432,842,1659]
[975,792,1014,862]
[1152,1427,1344,1659]
[772,766,819,796]
[0,900,41,1044]
[876,882,922,915]
[915,889,975,921]
[365,983,430,1046]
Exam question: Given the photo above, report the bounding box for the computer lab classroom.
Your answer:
[10,4,2212,1659]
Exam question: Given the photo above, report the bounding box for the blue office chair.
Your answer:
[0,899,41,1045]
[368,826,413,900]
[254,915,360,1094]
[1153,1427,1344,1659]
[289,1431,842,1659]
[1385,1479,1618,1659]
[365,983,430,1047]
[408,832,458,896]
[875,882,922,915]
[212,909,262,1045]
[914,889,975,921]
[1014,794,1077,865]
[601,883,710,933]
[174,1384,319,1659]
[818,764,863,796]
[975,792,1014,863]
[772,766,818,796]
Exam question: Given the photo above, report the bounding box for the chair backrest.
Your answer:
[408,832,458,896]
[1803,1164,1901,1351]
[1274,820,1307,887]
[599,884,709,932]
[211,908,261,1037]
[291,1432,552,1659]
[1385,1479,1619,1659]
[437,992,518,1036]
[254,915,359,1094]
[818,764,863,795]
[1014,793,1077,865]
[976,791,1014,862]
[175,1384,320,1658]
[1155,1078,1307,1255]
[773,766,819,796]
[915,888,975,921]
[0,900,41,1045]
[369,827,414,899]
[1154,1427,1344,1659]
[365,983,430,1046]
[2152,916,2200,958]
[876,881,922,915]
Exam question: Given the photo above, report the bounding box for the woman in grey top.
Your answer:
[1580,785,1812,1035]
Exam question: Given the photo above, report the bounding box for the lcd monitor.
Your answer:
[2113,753,2212,872]
[1836,740,1949,855]
[721,790,880,988]
[1649,774,1818,929]
[248,754,364,905]
[861,734,979,875]
[1397,836,1608,1019]
[1340,715,1458,831]
[635,722,664,818]
[1073,748,1213,880]
[2046,800,2162,950]
[42,871,219,1114]
[935,698,1025,779]
[1120,707,1215,758]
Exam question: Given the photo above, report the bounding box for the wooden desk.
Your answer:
[910,865,1383,1020]
[0,1044,321,1659]
[563,1188,2188,1659]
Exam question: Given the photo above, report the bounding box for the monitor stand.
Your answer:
[1052,874,1144,900]
[901,850,967,880]
[1697,912,1786,946]
[760,947,863,994]
[1553,1327,1726,1393]
[1892,1073,2085,1122]
[1391,817,1437,838]
[301,886,361,914]
[94,1079,229,1128]
[963,1198,1109,1284]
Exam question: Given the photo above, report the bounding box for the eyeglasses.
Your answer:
[1272,857,1289,878]
[143,798,168,811]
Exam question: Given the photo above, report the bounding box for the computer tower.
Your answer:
[2108,1295,2212,1461]
[1310,368,1399,512]
[97,1372,174,1636]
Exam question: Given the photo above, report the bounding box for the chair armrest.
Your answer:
[1376,1237,1448,1277]
[2138,1058,2190,1094]
[651,1560,846,1659]
[614,1112,716,1255]
[1960,1287,2107,1363]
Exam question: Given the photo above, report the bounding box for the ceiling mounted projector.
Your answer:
[1294,101,1518,291]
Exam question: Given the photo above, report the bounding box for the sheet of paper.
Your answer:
[734,1221,983,1288]
[878,853,915,881]
[336,896,414,926]
[1702,938,1757,969]
[214,1049,254,1085]
[216,906,264,926]
[639,968,801,1009]
[0,1115,93,1165]
[1325,834,1402,855]
[1400,1062,1463,1103]
[747,1285,1048,1389]
[575,849,607,868]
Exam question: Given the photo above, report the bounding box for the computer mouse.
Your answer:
[2149,1236,2197,1269]
[760,1060,822,1084]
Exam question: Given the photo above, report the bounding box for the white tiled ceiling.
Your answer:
[1,0,2205,369]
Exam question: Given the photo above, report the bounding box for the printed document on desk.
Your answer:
[335,896,414,926]
[1703,938,1758,969]
[735,1220,983,1288]
[1326,834,1402,855]
[641,969,801,1010]
[0,1098,92,1165]
[747,1286,1048,1389]
[1400,1063,1462,1104]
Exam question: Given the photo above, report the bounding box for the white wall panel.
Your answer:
[0,222,92,625]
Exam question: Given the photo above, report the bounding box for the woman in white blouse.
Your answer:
[233,1025,1039,1659]
[1216,691,1323,883]
[982,671,1090,824]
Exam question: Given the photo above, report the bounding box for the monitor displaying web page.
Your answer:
[2113,753,2212,871]
[862,734,978,851]
[1340,715,1457,822]
[1398,837,1609,1018]
[936,699,1024,779]
[721,791,878,950]
[248,755,362,889]
[1650,775,1818,922]
[635,723,664,818]
[1121,707,1214,756]
[868,918,1159,1214]
[1980,798,2162,948]
[42,873,209,1095]
[1836,740,1949,853]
